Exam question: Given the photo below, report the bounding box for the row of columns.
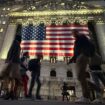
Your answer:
[95,23,105,61]
[0,24,17,59]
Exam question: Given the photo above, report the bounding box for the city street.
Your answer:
[0,99,105,105]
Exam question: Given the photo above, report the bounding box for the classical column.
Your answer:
[0,23,17,59]
[94,22,105,61]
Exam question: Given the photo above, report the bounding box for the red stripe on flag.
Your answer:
[21,47,74,51]
[46,38,74,40]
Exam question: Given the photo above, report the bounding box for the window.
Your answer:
[64,57,71,63]
[50,69,56,77]
[50,56,57,63]
[68,86,75,96]
[67,70,73,77]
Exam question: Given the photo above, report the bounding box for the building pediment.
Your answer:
[5,0,104,24]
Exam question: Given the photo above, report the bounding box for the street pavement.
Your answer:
[0,98,105,105]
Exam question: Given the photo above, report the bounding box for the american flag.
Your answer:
[21,24,89,57]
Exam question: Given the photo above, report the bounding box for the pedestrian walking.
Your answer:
[68,30,95,103]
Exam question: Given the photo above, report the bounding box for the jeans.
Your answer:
[28,73,41,97]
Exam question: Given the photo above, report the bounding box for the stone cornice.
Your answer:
[9,9,105,17]
[9,13,105,25]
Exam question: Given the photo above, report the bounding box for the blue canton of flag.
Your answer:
[22,25,46,40]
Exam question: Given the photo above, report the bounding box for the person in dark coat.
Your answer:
[68,30,95,103]
[68,30,95,63]
[28,55,42,100]
[1,35,21,100]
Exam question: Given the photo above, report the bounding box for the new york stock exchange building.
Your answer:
[0,0,105,101]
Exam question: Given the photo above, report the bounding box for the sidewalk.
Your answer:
[0,99,105,105]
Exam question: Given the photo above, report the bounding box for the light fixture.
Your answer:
[3,8,6,11]
[7,8,10,10]
[0,28,3,32]
[2,21,6,24]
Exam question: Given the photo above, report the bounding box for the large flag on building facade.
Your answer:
[21,24,89,57]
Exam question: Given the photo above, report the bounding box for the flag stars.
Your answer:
[22,25,46,40]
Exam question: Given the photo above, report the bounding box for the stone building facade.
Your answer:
[0,0,105,100]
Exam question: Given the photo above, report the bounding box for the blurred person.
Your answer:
[1,35,22,100]
[20,52,29,98]
[68,30,95,103]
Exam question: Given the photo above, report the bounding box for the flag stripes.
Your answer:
[21,24,89,57]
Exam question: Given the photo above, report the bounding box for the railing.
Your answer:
[40,76,77,83]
